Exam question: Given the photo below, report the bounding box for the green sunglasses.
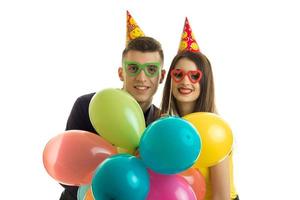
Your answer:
[123,61,161,77]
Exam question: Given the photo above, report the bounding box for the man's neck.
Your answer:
[139,101,152,113]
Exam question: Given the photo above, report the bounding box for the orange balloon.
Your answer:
[43,130,117,185]
[84,187,94,200]
[180,168,206,200]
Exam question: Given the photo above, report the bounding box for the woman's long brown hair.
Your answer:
[160,51,217,117]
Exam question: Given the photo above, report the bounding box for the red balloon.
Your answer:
[43,130,117,185]
[180,168,206,200]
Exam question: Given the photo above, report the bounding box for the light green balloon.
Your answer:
[77,185,89,200]
[89,88,145,149]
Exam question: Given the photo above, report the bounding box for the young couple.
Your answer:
[60,17,239,200]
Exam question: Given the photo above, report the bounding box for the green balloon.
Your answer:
[77,185,89,200]
[89,88,145,149]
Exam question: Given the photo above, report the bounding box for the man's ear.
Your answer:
[118,67,124,81]
[159,69,166,84]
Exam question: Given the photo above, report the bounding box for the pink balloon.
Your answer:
[147,170,197,200]
[43,130,117,185]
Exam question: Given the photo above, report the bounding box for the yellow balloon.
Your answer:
[183,112,233,168]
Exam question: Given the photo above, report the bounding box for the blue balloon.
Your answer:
[139,116,201,174]
[91,154,149,200]
[77,185,90,200]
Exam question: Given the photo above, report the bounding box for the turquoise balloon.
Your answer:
[139,116,201,174]
[91,154,149,200]
[77,185,90,200]
[89,88,146,150]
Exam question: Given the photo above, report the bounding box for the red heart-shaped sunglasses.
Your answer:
[171,68,203,83]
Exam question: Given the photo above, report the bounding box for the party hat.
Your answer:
[178,17,200,53]
[126,11,145,46]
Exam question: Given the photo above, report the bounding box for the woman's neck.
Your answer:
[177,101,196,116]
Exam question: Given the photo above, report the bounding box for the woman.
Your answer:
[160,18,239,200]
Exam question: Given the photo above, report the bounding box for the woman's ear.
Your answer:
[118,67,124,81]
[159,69,166,83]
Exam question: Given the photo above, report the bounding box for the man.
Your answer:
[59,36,165,199]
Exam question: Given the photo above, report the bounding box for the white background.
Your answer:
[1,0,300,199]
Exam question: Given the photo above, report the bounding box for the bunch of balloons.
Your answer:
[43,88,233,200]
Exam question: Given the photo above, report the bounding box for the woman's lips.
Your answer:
[178,87,193,95]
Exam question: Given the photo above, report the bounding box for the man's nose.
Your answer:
[135,70,147,82]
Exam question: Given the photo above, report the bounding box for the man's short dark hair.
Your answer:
[122,36,164,63]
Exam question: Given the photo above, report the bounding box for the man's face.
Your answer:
[118,50,165,106]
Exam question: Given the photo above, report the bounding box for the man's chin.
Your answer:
[135,97,149,103]
[128,91,153,104]
[134,95,152,104]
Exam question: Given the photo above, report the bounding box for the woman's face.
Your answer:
[171,58,201,104]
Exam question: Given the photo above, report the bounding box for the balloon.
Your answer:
[91,154,149,200]
[139,116,201,174]
[183,112,233,168]
[78,185,90,200]
[180,168,206,200]
[89,88,146,150]
[147,170,197,200]
[43,130,117,185]
[84,187,94,200]
[117,147,135,155]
